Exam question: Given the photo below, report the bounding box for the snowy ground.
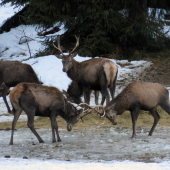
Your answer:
[1,127,170,170]
[0,2,170,170]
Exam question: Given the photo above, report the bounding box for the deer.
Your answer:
[53,35,118,107]
[63,81,83,104]
[0,60,42,113]
[62,80,104,105]
[83,82,170,138]
[9,82,83,145]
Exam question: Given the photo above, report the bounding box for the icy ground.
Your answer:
[1,127,170,169]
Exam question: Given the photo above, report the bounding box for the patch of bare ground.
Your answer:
[141,57,170,86]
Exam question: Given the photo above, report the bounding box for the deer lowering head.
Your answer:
[9,83,83,145]
[53,35,79,72]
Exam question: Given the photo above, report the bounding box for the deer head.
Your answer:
[53,35,79,72]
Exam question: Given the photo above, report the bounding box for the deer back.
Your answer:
[0,61,41,87]
[10,83,82,119]
[107,82,169,112]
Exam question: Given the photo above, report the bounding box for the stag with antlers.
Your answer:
[53,35,118,106]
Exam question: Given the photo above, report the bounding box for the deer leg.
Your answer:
[100,94,105,106]
[84,89,91,104]
[50,111,61,142]
[18,93,44,143]
[2,86,11,113]
[95,90,99,105]
[100,88,110,105]
[100,91,111,105]
[109,71,117,100]
[9,108,22,145]
[149,108,160,136]
[27,112,44,143]
[109,83,115,100]
[83,88,91,109]
[130,107,140,138]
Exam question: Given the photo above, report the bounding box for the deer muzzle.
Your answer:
[67,124,73,131]
[106,114,117,125]
[63,67,68,72]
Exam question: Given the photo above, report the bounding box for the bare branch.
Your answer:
[21,25,32,58]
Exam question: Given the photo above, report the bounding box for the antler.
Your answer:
[69,35,79,55]
[94,105,106,117]
[78,103,105,122]
[79,109,94,122]
[77,103,95,121]
[53,35,65,56]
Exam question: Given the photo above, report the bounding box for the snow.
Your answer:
[0,2,169,170]
[0,3,21,27]
[0,158,170,170]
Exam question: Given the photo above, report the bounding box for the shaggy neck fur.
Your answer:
[106,91,132,115]
[67,59,81,81]
[59,99,77,121]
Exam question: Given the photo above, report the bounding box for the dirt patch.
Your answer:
[141,57,170,86]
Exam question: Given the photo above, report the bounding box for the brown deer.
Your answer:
[63,81,83,104]
[0,60,42,113]
[63,80,111,106]
[53,35,118,106]
[84,82,170,138]
[9,82,83,145]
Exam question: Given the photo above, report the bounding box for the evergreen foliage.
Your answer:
[1,0,170,58]
[0,4,28,33]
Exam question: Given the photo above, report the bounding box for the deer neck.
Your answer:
[67,59,81,81]
[64,101,72,114]
[109,95,129,115]
[59,100,71,119]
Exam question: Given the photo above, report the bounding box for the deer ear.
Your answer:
[62,90,69,97]
[55,54,63,59]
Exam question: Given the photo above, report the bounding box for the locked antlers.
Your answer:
[78,103,106,122]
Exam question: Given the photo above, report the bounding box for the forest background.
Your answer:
[1,0,170,59]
